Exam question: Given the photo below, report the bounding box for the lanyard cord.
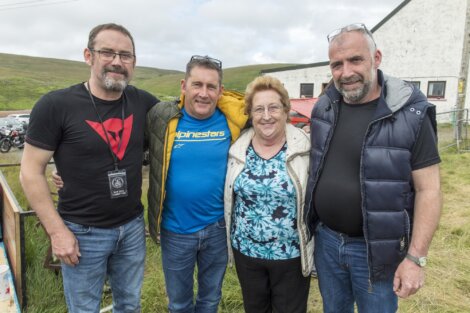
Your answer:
[86,81,125,170]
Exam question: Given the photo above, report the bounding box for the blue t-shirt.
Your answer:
[231,144,300,260]
[162,107,231,234]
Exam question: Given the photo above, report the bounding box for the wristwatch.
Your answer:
[406,253,427,267]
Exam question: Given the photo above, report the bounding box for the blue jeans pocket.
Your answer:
[216,217,226,229]
[135,212,144,221]
[63,220,91,235]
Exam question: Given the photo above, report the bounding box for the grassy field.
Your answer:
[0,53,293,109]
[1,140,469,312]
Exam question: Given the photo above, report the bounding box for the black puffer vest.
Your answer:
[304,70,436,281]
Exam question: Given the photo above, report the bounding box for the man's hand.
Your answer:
[50,227,81,266]
[393,258,425,298]
[51,170,64,190]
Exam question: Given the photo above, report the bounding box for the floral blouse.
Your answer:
[231,143,300,260]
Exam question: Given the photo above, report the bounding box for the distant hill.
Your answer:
[0,53,294,110]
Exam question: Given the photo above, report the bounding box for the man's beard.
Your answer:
[335,68,375,104]
[336,78,371,103]
[101,66,129,92]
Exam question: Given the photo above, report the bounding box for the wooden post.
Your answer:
[0,172,26,310]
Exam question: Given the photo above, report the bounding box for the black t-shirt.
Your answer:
[314,98,440,236]
[27,83,158,227]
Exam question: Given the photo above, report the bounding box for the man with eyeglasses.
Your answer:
[20,23,158,312]
[146,55,248,313]
[304,23,442,312]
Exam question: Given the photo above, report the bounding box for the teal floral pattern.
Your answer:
[231,143,300,260]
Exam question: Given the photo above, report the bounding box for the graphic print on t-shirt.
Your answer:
[162,108,230,234]
[86,115,133,160]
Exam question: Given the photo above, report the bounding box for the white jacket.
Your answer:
[224,124,314,276]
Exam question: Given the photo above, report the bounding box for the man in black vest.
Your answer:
[304,23,442,313]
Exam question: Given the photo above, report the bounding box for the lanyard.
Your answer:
[86,81,125,170]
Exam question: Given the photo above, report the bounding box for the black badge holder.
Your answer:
[86,81,128,199]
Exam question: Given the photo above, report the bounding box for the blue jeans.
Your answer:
[314,223,398,313]
[160,218,228,313]
[61,213,146,313]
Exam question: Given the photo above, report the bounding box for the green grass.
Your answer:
[223,64,296,93]
[0,53,293,110]
[0,53,184,109]
[395,151,470,313]
[1,146,469,312]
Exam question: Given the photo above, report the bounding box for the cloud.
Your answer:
[0,0,403,70]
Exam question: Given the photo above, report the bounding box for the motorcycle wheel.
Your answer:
[0,139,11,153]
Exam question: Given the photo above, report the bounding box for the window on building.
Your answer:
[300,83,314,98]
[406,81,421,89]
[427,81,446,99]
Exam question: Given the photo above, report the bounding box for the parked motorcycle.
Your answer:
[0,127,25,153]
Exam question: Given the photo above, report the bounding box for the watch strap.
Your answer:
[406,253,426,267]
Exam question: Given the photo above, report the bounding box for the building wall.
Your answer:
[265,0,470,117]
[267,66,330,98]
[376,0,468,113]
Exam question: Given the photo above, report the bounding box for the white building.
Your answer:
[261,0,470,117]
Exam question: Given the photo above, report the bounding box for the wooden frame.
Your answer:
[427,81,446,99]
[299,83,314,98]
[0,172,28,309]
[405,80,421,90]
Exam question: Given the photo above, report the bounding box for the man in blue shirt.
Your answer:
[146,55,248,313]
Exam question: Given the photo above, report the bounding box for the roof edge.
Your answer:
[260,61,329,74]
[371,0,411,33]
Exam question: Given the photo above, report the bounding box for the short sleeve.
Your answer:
[26,94,63,151]
[411,114,441,170]
[140,90,159,112]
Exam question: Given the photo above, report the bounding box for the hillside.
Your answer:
[0,53,294,110]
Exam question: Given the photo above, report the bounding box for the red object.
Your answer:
[289,98,317,126]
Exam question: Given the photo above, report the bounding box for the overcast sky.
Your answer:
[0,0,403,71]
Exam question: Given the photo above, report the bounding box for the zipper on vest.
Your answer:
[400,236,406,251]
[360,113,393,283]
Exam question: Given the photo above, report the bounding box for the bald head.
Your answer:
[328,30,382,104]
[329,29,377,59]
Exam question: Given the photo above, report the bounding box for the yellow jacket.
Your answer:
[146,90,248,243]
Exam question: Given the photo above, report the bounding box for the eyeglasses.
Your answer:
[252,104,283,116]
[327,23,375,46]
[89,49,135,64]
[189,55,222,69]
